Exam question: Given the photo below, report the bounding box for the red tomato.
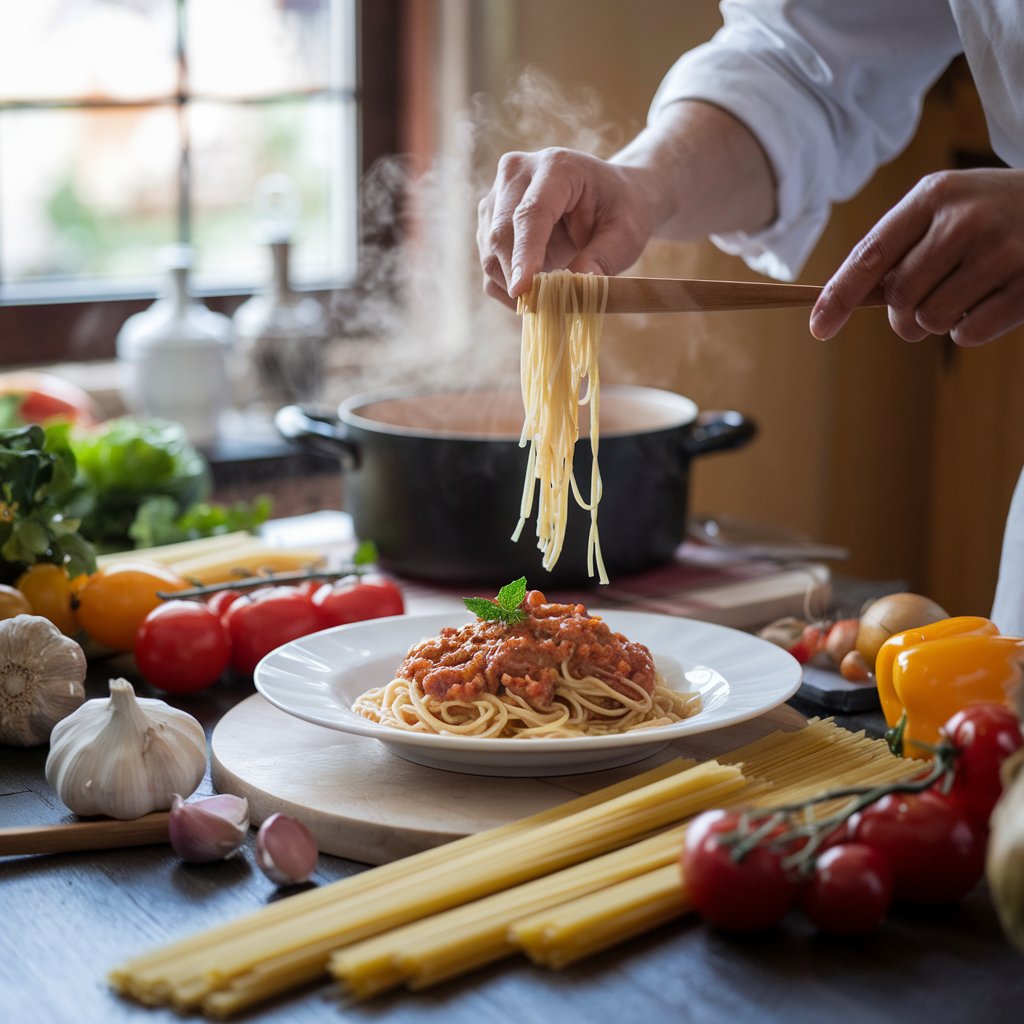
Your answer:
[941,702,1024,827]
[801,844,894,936]
[0,370,99,424]
[311,576,405,627]
[135,600,231,694]
[847,789,986,906]
[294,579,324,600]
[680,809,799,931]
[224,586,326,675]
[206,588,243,622]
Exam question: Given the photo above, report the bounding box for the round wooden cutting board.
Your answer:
[211,694,806,865]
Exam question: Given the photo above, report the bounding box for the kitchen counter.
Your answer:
[2,577,1023,1024]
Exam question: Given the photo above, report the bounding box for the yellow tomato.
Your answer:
[0,583,32,620]
[15,562,80,635]
[74,561,189,651]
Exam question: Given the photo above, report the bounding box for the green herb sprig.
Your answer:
[463,577,528,625]
[0,424,96,584]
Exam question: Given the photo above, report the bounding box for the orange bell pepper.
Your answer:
[876,616,1024,758]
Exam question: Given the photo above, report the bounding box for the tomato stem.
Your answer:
[156,565,372,601]
[717,749,955,875]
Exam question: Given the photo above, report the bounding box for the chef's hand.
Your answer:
[476,148,661,308]
[811,168,1024,346]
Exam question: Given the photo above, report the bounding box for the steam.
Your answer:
[327,67,725,408]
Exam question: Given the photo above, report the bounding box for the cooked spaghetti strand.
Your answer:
[517,270,608,582]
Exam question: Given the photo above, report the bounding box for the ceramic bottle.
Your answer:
[231,237,329,410]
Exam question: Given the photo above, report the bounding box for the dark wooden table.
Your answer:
[3,661,1023,1024]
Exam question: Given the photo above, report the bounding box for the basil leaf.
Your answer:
[463,597,507,620]
[463,577,529,625]
[496,576,527,612]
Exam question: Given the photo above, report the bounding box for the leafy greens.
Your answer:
[0,424,96,584]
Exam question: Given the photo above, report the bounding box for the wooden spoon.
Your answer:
[0,811,170,857]
[524,276,887,315]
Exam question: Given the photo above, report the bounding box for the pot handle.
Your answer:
[274,405,361,469]
[684,410,757,457]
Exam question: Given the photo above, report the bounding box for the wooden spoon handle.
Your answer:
[523,276,887,314]
[0,812,171,857]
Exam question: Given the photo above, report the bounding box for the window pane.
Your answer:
[188,96,357,289]
[0,0,177,103]
[0,0,360,301]
[0,106,178,289]
[188,0,353,97]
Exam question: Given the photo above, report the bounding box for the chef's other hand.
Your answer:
[811,168,1024,346]
[477,147,660,308]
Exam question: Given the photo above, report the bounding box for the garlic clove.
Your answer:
[255,813,319,886]
[169,793,250,863]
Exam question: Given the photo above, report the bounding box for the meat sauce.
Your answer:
[396,590,656,709]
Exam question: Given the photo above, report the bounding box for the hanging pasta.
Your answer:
[515,270,609,582]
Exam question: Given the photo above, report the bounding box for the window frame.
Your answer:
[0,0,402,369]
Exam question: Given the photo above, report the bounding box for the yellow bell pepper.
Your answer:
[876,616,1024,758]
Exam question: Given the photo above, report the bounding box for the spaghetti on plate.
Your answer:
[352,590,699,738]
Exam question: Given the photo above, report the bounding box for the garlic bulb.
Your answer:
[0,614,87,746]
[988,747,1024,954]
[45,677,207,819]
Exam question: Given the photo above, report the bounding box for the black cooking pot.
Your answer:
[275,385,756,587]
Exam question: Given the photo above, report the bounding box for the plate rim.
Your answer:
[253,609,803,758]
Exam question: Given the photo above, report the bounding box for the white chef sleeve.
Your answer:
[649,0,964,279]
[991,468,1024,635]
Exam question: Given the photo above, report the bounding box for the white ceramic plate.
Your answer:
[254,609,802,777]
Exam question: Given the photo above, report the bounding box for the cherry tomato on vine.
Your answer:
[74,561,189,651]
[311,576,405,627]
[801,843,894,936]
[15,562,82,635]
[206,588,243,622]
[847,789,986,906]
[135,600,231,694]
[294,579,325,600]
[941,702,1024,826]
[224,586,327,675]
[680,809,800,931]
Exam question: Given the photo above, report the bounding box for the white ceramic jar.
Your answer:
[116,245,233,446]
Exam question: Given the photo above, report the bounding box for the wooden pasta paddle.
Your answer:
[523,276,887,314]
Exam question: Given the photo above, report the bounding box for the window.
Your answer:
[0,0,401,367]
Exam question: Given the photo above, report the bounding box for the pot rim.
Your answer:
[337,383,699,441]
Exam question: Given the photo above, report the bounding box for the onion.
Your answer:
[854,592,948,668]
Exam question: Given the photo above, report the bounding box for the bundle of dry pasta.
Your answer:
[511,725,915,969]
[110,756,747,1016]
[514,270,609,582]
[97,531,326,585]
[329,719,913,993]
[110,720,913,1018]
